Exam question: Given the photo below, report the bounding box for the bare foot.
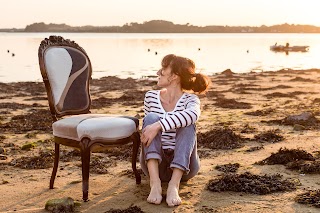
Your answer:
[147,180,162,204]
[166,182,181,207]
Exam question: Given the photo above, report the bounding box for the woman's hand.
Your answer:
[141,121,162,147]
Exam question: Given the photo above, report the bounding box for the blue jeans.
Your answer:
[140,113,200,182]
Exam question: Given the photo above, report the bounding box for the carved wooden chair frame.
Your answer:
[38,36,141,201]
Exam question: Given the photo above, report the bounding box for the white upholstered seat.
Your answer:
[53,114,137,141]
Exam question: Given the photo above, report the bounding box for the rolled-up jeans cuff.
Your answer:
[170,162,190,175]
[145,151,162,164]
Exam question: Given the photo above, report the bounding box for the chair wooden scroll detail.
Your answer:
[38,35,141,201]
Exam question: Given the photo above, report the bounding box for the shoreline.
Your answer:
[1,67,320,84]
[1,68,320,212]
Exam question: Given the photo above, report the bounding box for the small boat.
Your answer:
[270,43,309,52]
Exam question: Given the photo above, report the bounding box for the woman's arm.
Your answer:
[141,121,162,147]
[141,91,162,147]
[159,94,201,131]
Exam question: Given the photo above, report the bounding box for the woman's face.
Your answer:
[157,66,173,87]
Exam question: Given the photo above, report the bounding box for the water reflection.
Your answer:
[0,33,320,82]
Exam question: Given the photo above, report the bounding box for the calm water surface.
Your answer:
[1,33,320,82]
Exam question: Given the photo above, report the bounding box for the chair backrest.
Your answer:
[38,36,92,119]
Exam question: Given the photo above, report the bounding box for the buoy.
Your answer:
[7,50,9,53]
[12,53,15,57]
[198,48,201,51]
[148,49,150,52]
[155,51,157,55]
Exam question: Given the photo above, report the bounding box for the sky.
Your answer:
[0,0,319,28]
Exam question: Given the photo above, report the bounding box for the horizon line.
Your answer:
[1,20,320,29]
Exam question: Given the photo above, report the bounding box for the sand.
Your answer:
[1,69,320,213]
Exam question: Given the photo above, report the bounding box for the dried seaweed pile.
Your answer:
[0,109,52,133]
[207,172,296,195]
[92,76,138,91]
[289,77,314,82]
[0,102,31,110]
[286,160,320,174]
[264,112,319,129]
[214,97,252,109]
[60,149,81,162]
[88,156,116,174]
[215,163,240,173]
[92,90,145,108]
[256,148,315,165]
[198,127,245,149]
[245,146,264,152]
[295,190,320,208]
[10,150,54,169]
[264,92,295,99]
[103,144,134,161]
[120,168,144,179]
[283,112,319,127]
[244,108,274,116]
[104,205,145,213]
[240,124,256,134]
[253,129,284,143]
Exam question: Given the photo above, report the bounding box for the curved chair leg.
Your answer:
[132,132,141,184]
[80,138,91,202]
[50,142,60,189]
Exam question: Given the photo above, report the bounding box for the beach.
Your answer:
[1,69,320,213]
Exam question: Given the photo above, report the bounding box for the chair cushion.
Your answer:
[53,114,138,141]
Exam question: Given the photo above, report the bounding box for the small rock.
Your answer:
[0,147,5,154]
[0,154,7,160]
[45,197,75,212]
[221,69,234,77]
[293,124,306,131]
[21,142,36,150]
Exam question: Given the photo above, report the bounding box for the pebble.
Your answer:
[0,154,7,160]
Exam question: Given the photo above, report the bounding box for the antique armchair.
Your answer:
[38,36,141,201]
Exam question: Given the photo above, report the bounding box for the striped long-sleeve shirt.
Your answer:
[143,90,201,150]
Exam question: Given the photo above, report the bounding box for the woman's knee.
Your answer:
[143,113,160,126]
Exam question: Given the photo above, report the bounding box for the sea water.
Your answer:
[0,32,320,83]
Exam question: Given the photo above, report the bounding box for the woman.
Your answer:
[140,54,210,206]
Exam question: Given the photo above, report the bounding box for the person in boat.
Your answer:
[140,54,210,207]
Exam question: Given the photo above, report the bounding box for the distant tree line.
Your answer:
[16,20,320,33]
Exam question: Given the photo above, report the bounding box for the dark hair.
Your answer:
[161,54,211,94]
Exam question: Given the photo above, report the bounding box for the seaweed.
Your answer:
[215,163,240,173]
[245,146,264,152]
[240,123,256,133]
[103,144,134,161]
[295,190,320,208]
[104,205,145,213]
[198,127,245,150]
[207,172,296,195]
[120,168,144,179]
[253,129,284,143]
[244,108,274,116]
[256,148,315,165]
[0,109,52,133]
[262,112,320,129]
[60,149,81,162]
[214,98,252,109]
[10,150,54,169]
[88,156,116,174]
[286,160,320,174]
